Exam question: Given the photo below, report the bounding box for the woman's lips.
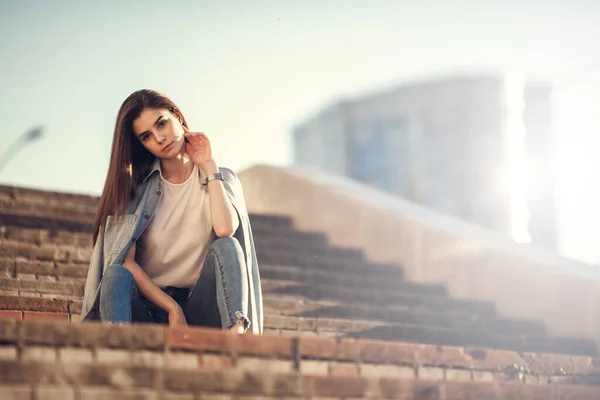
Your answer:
[162,143,173,152]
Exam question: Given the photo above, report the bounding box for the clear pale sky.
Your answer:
[1,0,599,263]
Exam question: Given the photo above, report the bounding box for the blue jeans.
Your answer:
[99,237,250,331]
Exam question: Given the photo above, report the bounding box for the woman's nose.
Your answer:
[154,133,166,143]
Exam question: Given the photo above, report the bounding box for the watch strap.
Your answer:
[203,172,224,187]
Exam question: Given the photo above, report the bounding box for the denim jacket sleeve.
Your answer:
[81,225,105,320]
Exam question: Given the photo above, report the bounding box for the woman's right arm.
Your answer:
[122,243,187,326]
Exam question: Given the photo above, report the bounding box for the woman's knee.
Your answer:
[210,236,243,255]
[103,263,134,281]
[100,264,135,299]
[99,264,136,323]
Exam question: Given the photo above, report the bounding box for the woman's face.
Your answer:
[132,108,185,158]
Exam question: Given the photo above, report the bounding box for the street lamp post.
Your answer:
[0,126,45,175]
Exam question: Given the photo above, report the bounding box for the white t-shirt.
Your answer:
[137,164,213,288]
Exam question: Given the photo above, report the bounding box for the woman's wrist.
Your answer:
[164,297,181,313]
[200,160,219,176]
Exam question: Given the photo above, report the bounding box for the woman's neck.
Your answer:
[160,155,195,184]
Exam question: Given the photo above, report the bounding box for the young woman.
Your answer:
[81,89,263,334]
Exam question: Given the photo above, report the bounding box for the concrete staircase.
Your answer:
[1,184,600,399]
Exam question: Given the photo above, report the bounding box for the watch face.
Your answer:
[206,173,224,183]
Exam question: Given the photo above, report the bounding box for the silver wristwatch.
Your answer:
[203,172,224,186]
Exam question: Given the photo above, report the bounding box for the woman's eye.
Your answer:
[142,134,150,141]
[158,119,166,128]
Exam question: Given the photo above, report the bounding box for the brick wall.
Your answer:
[1,320,600,398]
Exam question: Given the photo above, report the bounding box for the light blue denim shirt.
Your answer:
[81,162,263,334]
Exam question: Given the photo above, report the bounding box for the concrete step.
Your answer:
[263,314,597,356]
[0,185,98,208]
[0,205,302,236]
[261,278,494,316]
[260,264,418,295]
[0,209,93,232]
[249,214,294,229]
[0,256,399,294]
[257,249,404,275]
[263,295,545,337]
[253,235,364,259]
[0,291,546,341]
[0,239,91,265]
[0,293,592,356]
[1,187,295,230]
[1,319,599,398]
[0,224,341,261]
[1,214,333,250]
[0,257,88,280]
[0,201,96,220]
[0,294,80,314]
[0,237,396,281]
[0,290,535,338]
[1,225,93,247]
[2,258,408,297]
[0,272,455,318]
[0,274,485,319]
[0,189,295,231]
[0,277,84,298]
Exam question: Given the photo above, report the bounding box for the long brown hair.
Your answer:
[92,89,188,244]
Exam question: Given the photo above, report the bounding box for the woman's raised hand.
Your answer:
[183,125,214,170]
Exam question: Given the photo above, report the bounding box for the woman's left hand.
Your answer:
[183,126,214,169]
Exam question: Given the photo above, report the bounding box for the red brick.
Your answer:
[442,380,500,399]
[300,360,329,375]
[419,345,473,369]
[0,319,18,342]
[465,348,523,371]
[419,366,445,380]
[56,264,89,279]
[28,322,165,350]
[307,375,369,398]
[237,357,294,373]
[378,379,437,399]
[167,326,232,352]
[23,311,69,322]
[199,354,233,370]
[298,336,337,359]
[0,295,70,313]
[497,381,556,400]
[345,339,474,370]
[33,385,76,400]
[0,385,31,400]
[521,352,596,376]
[298,336,360,362]
[329,362,359,377]
[234,332,295,358]
[0,278,82,297]
[357,339,419,365]
[78,387,155,400]
[167,326,296,358]
[0,259,16,274]
[164,351,195,369]
[362,363,415,379]
[554,384,600,399]
[334,338,362,361]
[15,260,54,276]
[0,310,22,321]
